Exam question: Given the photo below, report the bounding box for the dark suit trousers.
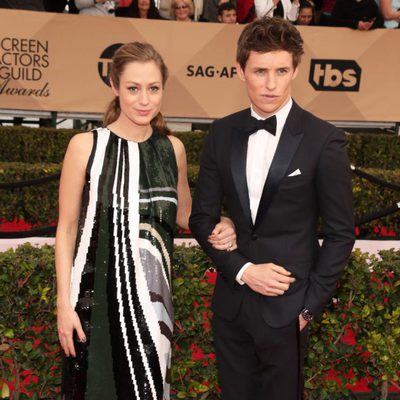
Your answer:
[212,288,308,400]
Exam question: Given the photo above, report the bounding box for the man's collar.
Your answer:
[250,98,293,134]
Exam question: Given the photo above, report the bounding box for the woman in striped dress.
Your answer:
[56,42,236,400]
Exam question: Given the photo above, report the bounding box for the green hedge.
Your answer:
[175,132,206,166]
[346,132,400,170]
[0,127,205,166]
[1,162,399,236]
[0,127,76,164]
[1,127,400,169]
[0,244,399,399]
[352,168,400,236]
[0,162,60,225]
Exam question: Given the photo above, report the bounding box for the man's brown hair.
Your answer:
[236,17,304,70]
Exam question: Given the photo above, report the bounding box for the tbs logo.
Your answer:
[98,43,123,86]
[309,59,361,92]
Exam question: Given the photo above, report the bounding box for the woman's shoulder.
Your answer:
[68,131,93,149]
[65,131,94,164]
[167,134,185,156]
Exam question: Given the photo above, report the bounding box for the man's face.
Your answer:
[218,9,237,23]
[237,50,298,118]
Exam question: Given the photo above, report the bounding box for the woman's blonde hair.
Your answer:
[170,0,194,18]
[103,42,170,135]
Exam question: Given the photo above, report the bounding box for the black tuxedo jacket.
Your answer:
[189,102,355,328]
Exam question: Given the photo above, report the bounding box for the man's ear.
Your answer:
[292,66,299,80]
[217,15,222,22]
[236,62,246,82]
[109,78,119,97]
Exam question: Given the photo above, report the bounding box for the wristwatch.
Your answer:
[301,308,314,322]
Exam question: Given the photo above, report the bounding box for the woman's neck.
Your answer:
[107,118,152,142]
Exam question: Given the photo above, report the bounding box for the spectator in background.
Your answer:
[236,0,256,23]
[158,0,172,18]
[116,0,163,18]
[376,0,400,28]
[331,0,383,30]
[170,0,195,20]
[68,0,79,13]
[311,0,321,23]
[217,1,237,22]
[162,0,202,19]
[202,0,236,21]
[296,0,315,24]
[318,0,336,25]
[75,0,118,15]
[115,0,130,14]
[43,0,68,11]
[254,0,300,22]
[0,0,44,10]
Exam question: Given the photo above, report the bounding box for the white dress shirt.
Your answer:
[236,98,293,284]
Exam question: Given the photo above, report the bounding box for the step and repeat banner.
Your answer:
[0,9,399,121]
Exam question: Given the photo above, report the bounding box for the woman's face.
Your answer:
[138,0,150,14]
[297,7,313,25]
[174,1,190,21]
[111,61,163,128]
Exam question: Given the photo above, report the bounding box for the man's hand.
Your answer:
[299,314,308,331]
[241,263,295,296]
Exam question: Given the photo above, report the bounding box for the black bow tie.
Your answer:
[246,115,277,136]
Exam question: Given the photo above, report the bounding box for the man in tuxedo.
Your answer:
[189,16,355,400]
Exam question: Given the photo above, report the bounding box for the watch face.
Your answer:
[302,309,314,321]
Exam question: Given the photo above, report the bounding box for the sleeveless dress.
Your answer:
[61,128,178,400]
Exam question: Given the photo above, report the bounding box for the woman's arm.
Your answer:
[55,132,92,357]
[168,135,236,250]
[194,0,204,20]
[168,135,192,230]
[286,0,300,21]
[254,0,276,18]
[379,0,400,21]
[75,0,108,10]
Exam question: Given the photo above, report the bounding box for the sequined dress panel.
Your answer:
[62,128,178,400]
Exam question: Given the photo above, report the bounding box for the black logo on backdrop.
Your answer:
[186,65,237,78]
[309,59,361,92]
[98,43,123,86]
[0,37,50,97]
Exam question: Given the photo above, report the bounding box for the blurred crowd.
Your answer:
[0,0,399,29]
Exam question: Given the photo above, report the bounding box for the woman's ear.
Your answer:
[110,78,119,97]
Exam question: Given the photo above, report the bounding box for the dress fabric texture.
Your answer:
[61,128,178,400]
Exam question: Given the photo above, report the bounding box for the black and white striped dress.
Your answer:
[62,128,177,400]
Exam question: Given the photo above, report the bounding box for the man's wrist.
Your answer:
[236,262,253,285]
[301,308,314,322]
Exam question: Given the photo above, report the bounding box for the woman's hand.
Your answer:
[57,304,86,357]
[208,216,237,251]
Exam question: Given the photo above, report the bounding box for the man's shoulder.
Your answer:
[299,106,342,139]
[212,108,250,129]
[302,109,335,129]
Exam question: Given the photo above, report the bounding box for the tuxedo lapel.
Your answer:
[254,103,304,229]
[231,124,253,229]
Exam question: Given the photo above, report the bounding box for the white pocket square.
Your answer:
[288,169,301,177]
